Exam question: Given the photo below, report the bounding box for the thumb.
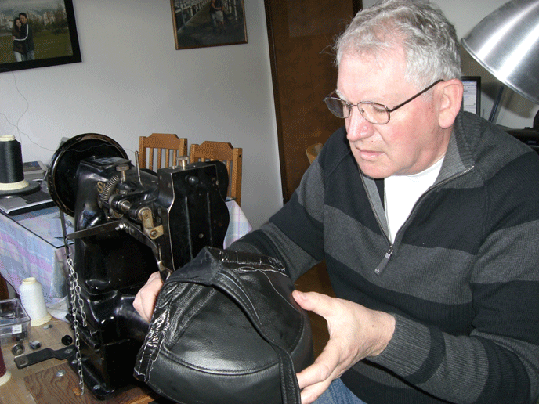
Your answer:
[293,290,334,319]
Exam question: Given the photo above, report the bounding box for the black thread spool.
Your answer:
[0,135,39,196]
[0,135,24,184]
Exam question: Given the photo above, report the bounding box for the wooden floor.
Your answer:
[294,261,335,358]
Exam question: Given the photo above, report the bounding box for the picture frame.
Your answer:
[170,0,247,50]
[0,0,81,74]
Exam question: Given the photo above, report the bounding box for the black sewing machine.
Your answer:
[47,134,230,399]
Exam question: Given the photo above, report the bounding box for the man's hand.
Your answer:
[293,290,396,404]
[133,271,163,322]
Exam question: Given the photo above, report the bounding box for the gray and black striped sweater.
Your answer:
[231,111,539,403]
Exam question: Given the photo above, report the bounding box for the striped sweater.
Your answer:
[231,111,539,403]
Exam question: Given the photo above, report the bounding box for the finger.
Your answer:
[300,382,331,404]
[132,297,147,321]
[133,272,163,321]
[133,291,151,322]
[146,271,162,284]
[297,339,342,389]
[297,344,347,404]
[143,272,164,293]
[293,290,336,319]
[297,360,331,390]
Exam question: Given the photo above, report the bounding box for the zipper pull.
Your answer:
[374,245,393,274]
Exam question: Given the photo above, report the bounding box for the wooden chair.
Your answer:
[306,142,323,164]
[139,133,188,171]
[189,141,243,206]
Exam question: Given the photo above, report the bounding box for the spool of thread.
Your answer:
[0,346,11,386]
[20,277,52,327]
[0,135,29,191]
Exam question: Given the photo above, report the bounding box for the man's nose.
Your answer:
[346,108,374,141]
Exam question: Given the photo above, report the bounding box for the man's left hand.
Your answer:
[293,290,396,404]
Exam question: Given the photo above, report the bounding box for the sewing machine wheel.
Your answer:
[48,133,127,216]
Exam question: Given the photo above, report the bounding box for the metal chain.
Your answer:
[67,255,86,396]
[59,209,87,395]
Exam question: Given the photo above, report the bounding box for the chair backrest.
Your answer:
[189,141,243,206]
[306,142,323,164]
[139,133,188,171]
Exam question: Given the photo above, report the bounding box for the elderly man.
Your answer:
[135,1,539,403]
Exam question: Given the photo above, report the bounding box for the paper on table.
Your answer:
[0,190,54,215]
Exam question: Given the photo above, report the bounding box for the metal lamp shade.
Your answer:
[461,0,539,104]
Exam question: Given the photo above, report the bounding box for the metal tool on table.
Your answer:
[14,345,75,369]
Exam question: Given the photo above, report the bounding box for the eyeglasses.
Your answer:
[324,80,442,124]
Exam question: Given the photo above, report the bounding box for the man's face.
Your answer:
[20,15,27,24]
[337,49,449,178]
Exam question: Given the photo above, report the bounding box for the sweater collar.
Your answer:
[437,110,475,184]
[361,110,475,233]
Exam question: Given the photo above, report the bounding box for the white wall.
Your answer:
[0,0,282,230]
[363,0,539,129]
[4,0,534,232]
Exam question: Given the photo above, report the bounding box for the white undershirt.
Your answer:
[384,157,444,242]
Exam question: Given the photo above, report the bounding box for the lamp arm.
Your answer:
[489,85,505,123]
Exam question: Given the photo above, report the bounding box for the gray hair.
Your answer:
[335,0,461,87]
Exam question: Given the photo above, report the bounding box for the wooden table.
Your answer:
[0,318,161,404]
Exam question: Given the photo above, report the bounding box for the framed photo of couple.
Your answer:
[0,0,81,73]
[170,0,248,49]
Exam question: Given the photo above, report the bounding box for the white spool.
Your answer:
[0,346,10,386]
[0,371,10,386]
[20,277,52,326]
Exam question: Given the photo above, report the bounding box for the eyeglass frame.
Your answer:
[324,79,443,124]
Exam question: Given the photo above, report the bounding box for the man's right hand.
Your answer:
[133,271,163,322]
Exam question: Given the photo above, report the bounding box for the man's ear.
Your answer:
[437,79,463,129]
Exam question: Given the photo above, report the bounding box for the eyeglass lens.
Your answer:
[324,80,442,124]
[324,97,390,124]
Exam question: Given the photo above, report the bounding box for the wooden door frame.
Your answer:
[263,0,363,202]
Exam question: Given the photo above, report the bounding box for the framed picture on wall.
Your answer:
[170,0,248,49]
[0,0,81,73]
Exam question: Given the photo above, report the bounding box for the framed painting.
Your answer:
[170,0,247,49]
[0,0,81,73]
